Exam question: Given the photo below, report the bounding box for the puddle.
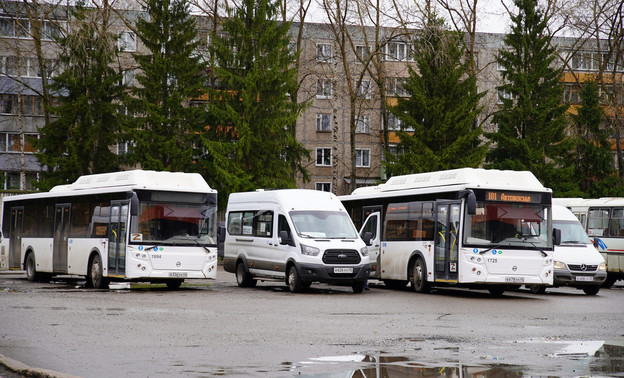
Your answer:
[286,340,624,377]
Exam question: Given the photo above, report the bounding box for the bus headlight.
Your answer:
[360,246,369,257]
[554,260,568,270]
[599,262,607,271]
[300,244,320,256]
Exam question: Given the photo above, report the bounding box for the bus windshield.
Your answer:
[290,211,359,239]
[135,201,218,246]
[463,202,550,248]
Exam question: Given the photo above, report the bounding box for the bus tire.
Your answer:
[25,253,38,282]
[287,265,304,293]
[89,254,109,289]
[166,280,184,290]
[235,261,256,288]
[411,258,431,293]
[583,286,600,296]
[528,285,546,294]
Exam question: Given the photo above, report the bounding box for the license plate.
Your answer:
[575,276,593,282]
[505,276,525,283]
[169,272,188,278]
[334,267,353,274]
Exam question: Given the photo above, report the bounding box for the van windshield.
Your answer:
[290,211,359,239]
[555,220,592,244]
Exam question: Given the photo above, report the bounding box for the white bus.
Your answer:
[553,197,624,287]
[340,168,557,296]
[0,170,218,289]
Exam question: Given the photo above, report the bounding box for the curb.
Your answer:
[0,353,81,378]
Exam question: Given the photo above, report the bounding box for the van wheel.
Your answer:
[287,265,304,293]
[528,285,546,294]
[583,286,600,296]
[411,258,431,293]
[235,262,256,288]
[89,254,109,289]
[352,281,365,293]
[25,253,38,282]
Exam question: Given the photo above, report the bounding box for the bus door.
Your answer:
[434,201,460,282]
[8,207,24,269]
[53,204,71,272]
[360,206,382,277]
[108,201,129,277]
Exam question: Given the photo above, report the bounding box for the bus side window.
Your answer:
[611,208,624,237]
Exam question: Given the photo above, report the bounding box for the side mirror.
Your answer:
[279,230,291,245]
[130,193,139,216]
[217,225,226,242]
[593,237,599,249]
[362,231,373,246]
[553,228,562,246]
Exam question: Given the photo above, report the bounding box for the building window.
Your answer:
[122,69,135,86]
[0,94,17,115]
[316,182,331,192]
[118,31,136,52]
[356,115,370,134]
[316,148,332,166]
[316,113,331,132]
[387,111,402,131]
[316,43,332,63]
[358,80,371,99]
[497,89,512,104]
[316,79,333,99]
[563,84,580,104]
[0,18,16,38]
[355,149,370,167]
[386,42,407,61]
[355,45,369,63]
[385,77,408,97]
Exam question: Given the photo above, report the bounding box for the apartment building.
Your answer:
[1,4,621,194]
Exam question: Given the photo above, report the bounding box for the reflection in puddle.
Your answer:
[289,340,624,377]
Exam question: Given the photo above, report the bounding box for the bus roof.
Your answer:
[348,168,549,198]
[49,170,215,193]
[554,197,624,207]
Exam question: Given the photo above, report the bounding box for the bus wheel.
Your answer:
[25,253,38,282]
[166,280,183,290]
[411,258,431,293]
[89,255,109,289]
[235,262,256,288]
[287,265,304,293]
[527,285,546,294]
[583,286,600,296]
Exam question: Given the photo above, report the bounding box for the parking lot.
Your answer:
[1,265,623,377]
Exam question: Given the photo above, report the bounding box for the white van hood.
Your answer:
[553,244,605,265]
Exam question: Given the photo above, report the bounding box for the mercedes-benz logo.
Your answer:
[581,264,587,271]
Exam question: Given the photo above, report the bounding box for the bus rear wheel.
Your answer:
[411,258,431,293]
[25,253,38,282]
[89,254,109,289]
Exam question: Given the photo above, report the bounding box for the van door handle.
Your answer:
[236,238,253,242]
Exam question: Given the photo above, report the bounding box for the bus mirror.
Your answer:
[130,193,139,216]
[279,230,291,245]
[363,231,373,246]
[466,192,476,215]
[217,224,226,242]
[593,237,599,249]
[553,228,562,246]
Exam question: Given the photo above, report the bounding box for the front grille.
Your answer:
[322,249,361,265]
[568,264,598,272]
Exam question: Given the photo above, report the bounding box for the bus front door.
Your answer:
[108,201,128,277]
[434,201,460,282]
[53,204,70,273]
[8,207,24,269]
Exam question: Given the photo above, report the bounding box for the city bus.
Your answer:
[0,170,218,289]
[553,197,624,287]
[340,168,557,296]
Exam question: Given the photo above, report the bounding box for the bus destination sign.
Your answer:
[486,191,541,204]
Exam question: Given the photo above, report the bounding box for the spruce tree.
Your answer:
[382,15,486,176]
[33,5,123,190]
[571,80,624,197]
[124,0,206,172]
[202,0,307,198]
[486,0,571,192]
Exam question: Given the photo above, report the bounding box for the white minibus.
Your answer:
[527,205,606,295]
[222,189,371,293]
